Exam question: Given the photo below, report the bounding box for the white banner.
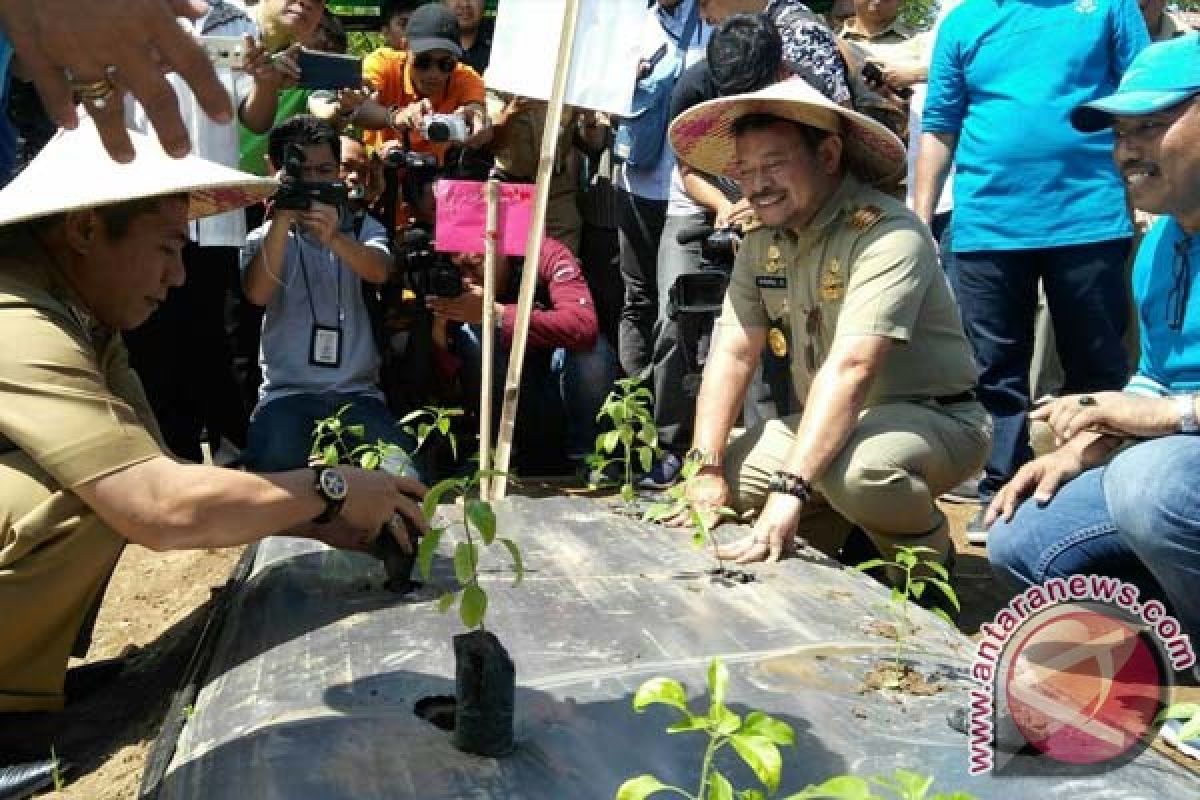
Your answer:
[484,0,646,116]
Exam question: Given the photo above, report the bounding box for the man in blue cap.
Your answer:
[986,33,1200,639]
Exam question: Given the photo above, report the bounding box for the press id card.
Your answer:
[310,325,342,368]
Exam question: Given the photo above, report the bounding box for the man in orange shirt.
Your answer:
[354,3,490,163]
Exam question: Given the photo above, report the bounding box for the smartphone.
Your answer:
[296,49,363,91]
[200,35,247,70]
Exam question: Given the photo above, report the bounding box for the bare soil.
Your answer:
[26,545,243,800]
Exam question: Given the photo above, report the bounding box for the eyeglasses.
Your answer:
[1168,236,1193,332]
[413,54,457,74]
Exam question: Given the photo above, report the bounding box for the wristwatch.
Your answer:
[685,446,722,469]
[1178,393,1200,434]
[312,466,349,524]
[767,470,812,503]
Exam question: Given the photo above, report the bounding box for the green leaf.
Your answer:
[896,550,918,568]
[666,714,707,733]
[437,416,451,435]
[921,559,950,581]
[436,591,457,613]
[621,483,636,504]
[633,677,690,714]
[422,477,462,521]
[359,450,381,471]
[639,446,655,473]
[1180,714,1200,743]
[643,502,676,522]
[498,537,524,586]
[854,558,887,572]
[346,424,366,439]
[741,711,795,746]
[398,408,427,425]
[460,583,487,629]
[932,608,954,625]
[1158,703,1200,722]
[692,530,706,548]
[713,705,741,736]
[615,775,673,800]
[416,527,443,580]
[783,775,872,800]
[925,578,961,611]
[730,734,783,793]
[323,444,340,465]
[738,792,767,800]
[708,771,734,800]
[638,423,658,445]
[601,430,621,454]
[880,769,934,799]
[708,658,729,713]
[453,542,478,585]
[890,587,905,606]
[466,499,497,545]
[910,581,926,599]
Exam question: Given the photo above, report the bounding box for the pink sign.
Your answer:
[433,180,534,256]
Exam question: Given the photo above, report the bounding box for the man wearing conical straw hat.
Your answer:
[0,121,427,719]
[666,77,989,577]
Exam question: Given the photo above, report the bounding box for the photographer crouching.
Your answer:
[426,233,620,480]
[240,115,420,478]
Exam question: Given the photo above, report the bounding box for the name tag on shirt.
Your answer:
[756,276,787,290]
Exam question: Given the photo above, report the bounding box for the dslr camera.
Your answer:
[273,143,350,211]
[669,224,743,315]
[396,227,463,299]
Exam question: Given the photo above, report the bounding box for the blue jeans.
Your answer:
[947,238,1132,499]
[988,436,1200,638]
[454,325,620,463]
[243,391,418,477]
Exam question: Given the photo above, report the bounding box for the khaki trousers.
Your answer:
[723,401,991,560]
[0,457,125,713]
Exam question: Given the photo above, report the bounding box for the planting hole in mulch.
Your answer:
[860,662,943,696]
[708,567,756,585]
[414,695,457,732]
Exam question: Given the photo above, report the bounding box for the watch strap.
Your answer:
[767,470,812,503]
[312,466,346,524]
[685,447,722,469]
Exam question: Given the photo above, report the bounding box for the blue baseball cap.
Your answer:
[1071,33,1200,132]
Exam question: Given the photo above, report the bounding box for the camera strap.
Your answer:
[295,230,344,368]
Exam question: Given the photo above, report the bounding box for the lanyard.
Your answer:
[294,226,344,327]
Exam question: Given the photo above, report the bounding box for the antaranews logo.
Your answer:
[967,574,1195,776]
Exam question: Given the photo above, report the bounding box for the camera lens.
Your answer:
[425,120,452,143]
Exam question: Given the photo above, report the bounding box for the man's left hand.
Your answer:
[1032,391,1179,443]
[462,104,492,149]
[716,493,803,564]
[427,283,495,325]
[299,202,340,246]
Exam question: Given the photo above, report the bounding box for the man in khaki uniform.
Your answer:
[0,121,426,725]
[666,78,989,565]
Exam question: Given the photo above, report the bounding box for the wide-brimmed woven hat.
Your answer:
[0,116,278,227]
[669,77,906,187]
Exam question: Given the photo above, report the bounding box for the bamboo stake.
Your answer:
[479,176,501,498]
[490,0,582,501]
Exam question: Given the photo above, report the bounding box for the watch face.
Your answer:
[321,468,349,501]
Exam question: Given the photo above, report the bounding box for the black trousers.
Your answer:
[615,189,667,378]
[124,243,247,462]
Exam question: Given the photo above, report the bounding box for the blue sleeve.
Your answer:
[1109,0,1149,76]
[1131,217,1165,382]
[359,214,392,259]
[921,19,966,135]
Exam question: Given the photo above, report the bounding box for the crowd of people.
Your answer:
[0,0,1197,784]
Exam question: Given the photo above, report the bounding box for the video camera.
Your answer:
[669,224,743,315]
[395,226,463,299]
[273,143,351,212]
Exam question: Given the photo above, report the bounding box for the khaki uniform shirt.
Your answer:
[486,91,582,254]
[718,175,977,408]
[839,16,920,63]
[0,240,162,711]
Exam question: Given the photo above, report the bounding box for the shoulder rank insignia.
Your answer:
[848,204,885,232]
[820,260,845,301]
[767,326,788,358]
